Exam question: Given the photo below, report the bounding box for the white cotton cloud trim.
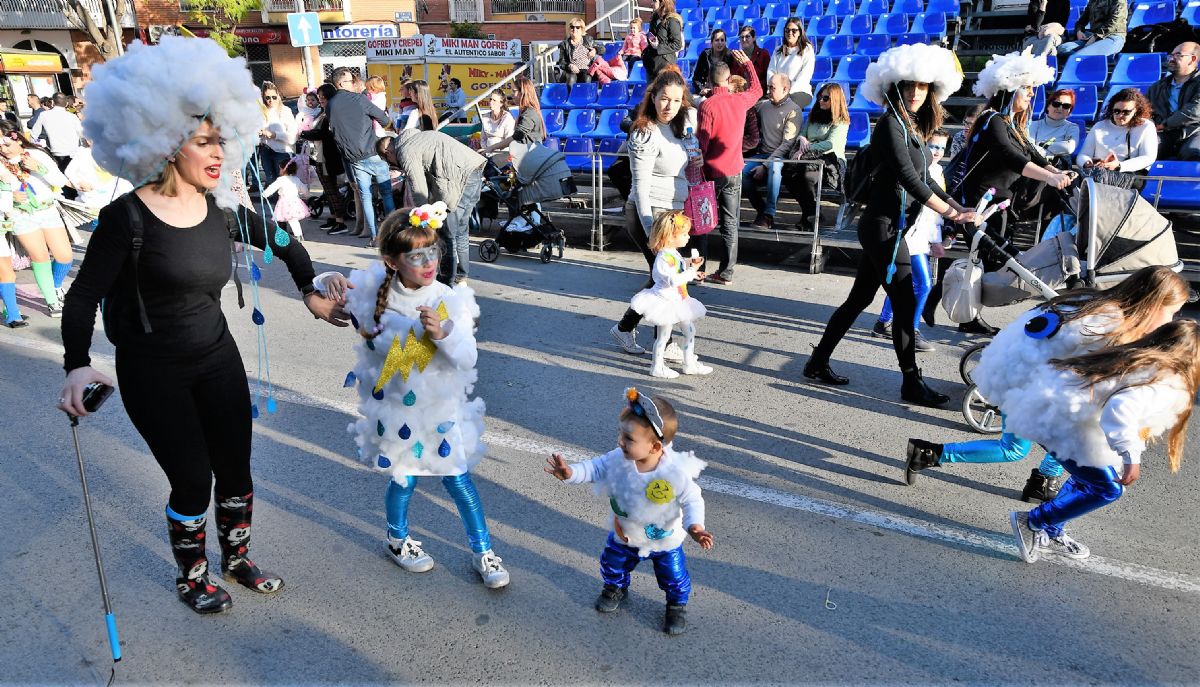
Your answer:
[973,48,1057,99]
[861,43,964,107]
[82,36,264,210]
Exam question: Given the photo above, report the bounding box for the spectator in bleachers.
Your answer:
[692,28,733,95]
[949,104,986,160]
[1057,0,1127,58]
[486,77,544,159]
[730,76,761,154]
[743,73,801,230]
[767,17,816,109]
[1028,87,1081,163]
[644,0,685,82]
[480,90,516,167]
[557,18,597,92]
[696,52,761,285]
[734,26,771,92]
[1022,22,1064,57]
[1025,0,1071,36]
[619,17,649,73]
[1077,88,1158,185]
[784,83,850,230]
[1148,42,1200,161]
[610,69,696,356]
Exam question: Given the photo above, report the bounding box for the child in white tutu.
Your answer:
[261,159,311,241]
[630,211,712,379]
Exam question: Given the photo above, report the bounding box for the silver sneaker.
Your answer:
[663,340,684,363]
[387,535,434,573]
[1009,511,1039,563]
[1035,532,1090,560]
[610,324,646,355]
[47,302,63,318]
[472,549,510,588]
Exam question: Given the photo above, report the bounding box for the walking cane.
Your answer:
[65,383,122,669]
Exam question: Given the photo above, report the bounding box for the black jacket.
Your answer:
[692,48,732,92]
[860,114,950,240]
[962,112,1049,205]
[1148,71,1200,151]
[556,34,596,74]
[299,112,345,177]
[644,13,683,77]
[325,90,391,164]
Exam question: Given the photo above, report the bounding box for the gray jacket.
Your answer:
[1148,71,1200,150]
[390,129,486,210]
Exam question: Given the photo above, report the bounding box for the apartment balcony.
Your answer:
[450,0,484,23]
[0,0,136,31]
[261,0,347,25]
[490,0,585,14]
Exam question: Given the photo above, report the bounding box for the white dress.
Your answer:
[630,248,707,326]
[262,175,311,223]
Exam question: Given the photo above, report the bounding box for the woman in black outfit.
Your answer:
[57,38,348,614]
[643,0,684,82]
[301,83,349,235]
[804,44,973,407]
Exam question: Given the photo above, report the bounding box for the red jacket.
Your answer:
[696,66,762,179]
[731,47,770,94]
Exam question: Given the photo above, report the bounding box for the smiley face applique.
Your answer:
[645,479,675,505]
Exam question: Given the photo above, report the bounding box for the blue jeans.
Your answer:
[743,159,784,217]
[348,155,396,238]
[1057,34,1125,57]
[880,252,932,331]
[438,171,483,284]
[385,473,492,553]
[256,145,291,191]
[599,532,691,604]
[1027,460,1123,538]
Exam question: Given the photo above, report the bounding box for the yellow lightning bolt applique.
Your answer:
[372,302,450,392]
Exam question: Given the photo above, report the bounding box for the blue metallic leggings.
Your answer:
[599,532,692,605]
[1028,461,1123,538]
[880,252,932,331]
[385,474,492,553]
[942,415,1065,477]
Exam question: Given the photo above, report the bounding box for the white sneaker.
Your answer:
[472,550,510,588]
[681,355,713,375]
[387,535,435,573]
[1009,511,1039,563]
[663,341,685,363]
[1035,532,1090,559]
[651,364,680,379]
[610,324,646,355]
[55,286,66,303]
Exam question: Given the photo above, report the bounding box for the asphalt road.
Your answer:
[3,227,1198,686]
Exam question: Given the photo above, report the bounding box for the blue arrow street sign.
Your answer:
[287,12,323,48]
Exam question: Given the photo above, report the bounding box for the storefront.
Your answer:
[318,23,402,82]
[0,49,67,122]
[365,35,521,118]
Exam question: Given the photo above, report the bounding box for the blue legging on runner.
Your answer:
[880,252,933,330]
[385,473,492,553]
[942,415,1064,477]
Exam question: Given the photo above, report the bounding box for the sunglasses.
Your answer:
[819,95,831,102]
[1112,108,1135,116]
[571,25,583,29]
[401,245,441,267]
[785,28,800,33]
[928,144,945,151]
[1049,101,1073,109]
[264,96,279,101]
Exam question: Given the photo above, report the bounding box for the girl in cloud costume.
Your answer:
[317,203,508,588]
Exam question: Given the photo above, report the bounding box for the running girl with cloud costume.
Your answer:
[57,36,347,614]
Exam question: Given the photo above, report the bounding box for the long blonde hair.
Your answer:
[407,80,438,130]
[1048,266,1191,346]
[1052,319,1200,472]
[648,211,691,252]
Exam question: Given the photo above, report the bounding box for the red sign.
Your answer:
[187,27,289,44]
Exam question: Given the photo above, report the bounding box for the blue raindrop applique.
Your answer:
[376,420,385,436]
[398,424,411,440]
[403,390,417,406]
[274,226,291,247]
[437,439,451,457]
[377,455,391,469]
[250,262,262,282]
[263,247,274,264]
[372,387,384,400]
[644,524,672,540]
[413,441,424,459]
[349,312,360,330]
[250,403,259,419]
[365,338,375,351]
[436,421,455,434]
[344,371,357,387]
[252,308,265,325]
[266,397,277,414]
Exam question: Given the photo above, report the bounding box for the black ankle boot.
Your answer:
[166,514,233,614]
[1020,469,1063,503]
[958,316,999,336]
[215,493,284,594]
[900,368,949,407]
[803,357,850,385]
[905,439,943,485]
[594,584,627,613]
[922,303,937,328]
[663,602,688,635]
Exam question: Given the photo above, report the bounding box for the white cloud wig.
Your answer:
[861,43,963,107]
[973,48,1056,99]
[82,36,264,209]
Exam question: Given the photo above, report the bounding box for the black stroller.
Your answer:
[477,145,576,264]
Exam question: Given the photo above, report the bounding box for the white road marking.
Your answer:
[8,336,1199,595]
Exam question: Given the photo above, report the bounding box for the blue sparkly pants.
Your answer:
[1027,461,1123,538]
[942,414,1065,478]
[385,473,492,553]
[599,532,691,605]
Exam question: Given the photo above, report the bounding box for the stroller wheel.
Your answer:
[309,198,325,218]
[479,239,500,263]
[959,341,989,385]
[539,242,553,263]
[962,385,1003,434]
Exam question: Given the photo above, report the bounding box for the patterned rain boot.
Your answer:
[215,492,285,594]
[166,513,233,614]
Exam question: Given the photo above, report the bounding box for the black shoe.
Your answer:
[905,438,943,485]
[958,316,999,336]
[215,492,284,594]
[319,218,335,229]
[872,319,892,338]
[803,358,849,385]
[594,584,627,613]
[663,602,687,635]
[913,331,936,353]
[900,368,949,407]
[327,223,348,235]
[922,305,937,328]
[3,315,29,329]
[1020,468,1063,503]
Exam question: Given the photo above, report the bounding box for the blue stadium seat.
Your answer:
[745,18,771,37]
[1044,53,1057,81]
[857,33,891,56]
[560,109,597,138]
[839,14,874,35]
[798,0,825,20]
[684,39,710,62]
[765,3,792,20]
[1058,54,1108,85]
[675,0,698,9]
[812,56,834,82]
[566,82,598,108]
[859,0,891,16]
[1110,53,1164,86]
[1066,6,1082,28]
[544,136,562,152]
[818,35,855,58]
[705,6,733,23]
[847,112,872,148]
[602,42,621,61]
[1031,84,1046,117]
[677,8,697,24]
[588,109,628,139]
[543,109,566,137]
[597,137,624,171]
[808,15,839,39]
[1065,84,1098,121]
[627,82,648,104]
[926,0,960,17]
[1128,1,1175,30]
[874,13,909,35]
[540,83,568,109]
[827,0,858,17]
[892,0,923,13]
[627,62,647,83]
[849,86,884,114]
[698,0,723,9]
[895,32,928,46]
[834,55,872,82]
[733,5,761,22]
[762,36,783,54]
[594,82,629,110]
[1102,83,1155,113]
[509,107,520,121]
[711,19,737,37]
[1141,161,1200,209]
[771,17,789,36]
[684,21,709,42]
[1183,0,1200,26]
[1072,120,1086,155]
[911,11,946,37]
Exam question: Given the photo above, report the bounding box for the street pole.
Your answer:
[296,0,318,90]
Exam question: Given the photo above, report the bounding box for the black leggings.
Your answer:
[812,218,918,372]
[117,335,253,515]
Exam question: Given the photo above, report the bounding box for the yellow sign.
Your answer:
[365,62,514,121]
[0,51,62,74]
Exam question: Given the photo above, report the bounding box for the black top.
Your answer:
[1027,0,1071,31]
[61,193,316,371]
[645,14,683,67]
[298,113,346,177]
[325,89,391,164]
[692,48,732,92]
[860,114,950,240]
[962,112,1049,205]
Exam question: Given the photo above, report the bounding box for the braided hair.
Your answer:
[363,207,442,340]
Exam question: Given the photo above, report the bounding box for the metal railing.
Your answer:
[0,0,135,30]
[449,0,486,23]
[1139,175,1200,213]
[491,0,585,13]
[263,0,343,11]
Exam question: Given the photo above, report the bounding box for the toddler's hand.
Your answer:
[322,274,354,303]
[688,525,713,550]
[544,453,573,480]
[417,306,447,340]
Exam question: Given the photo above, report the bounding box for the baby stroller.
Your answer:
[477,145,576,264]
[952,179,1182,433]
